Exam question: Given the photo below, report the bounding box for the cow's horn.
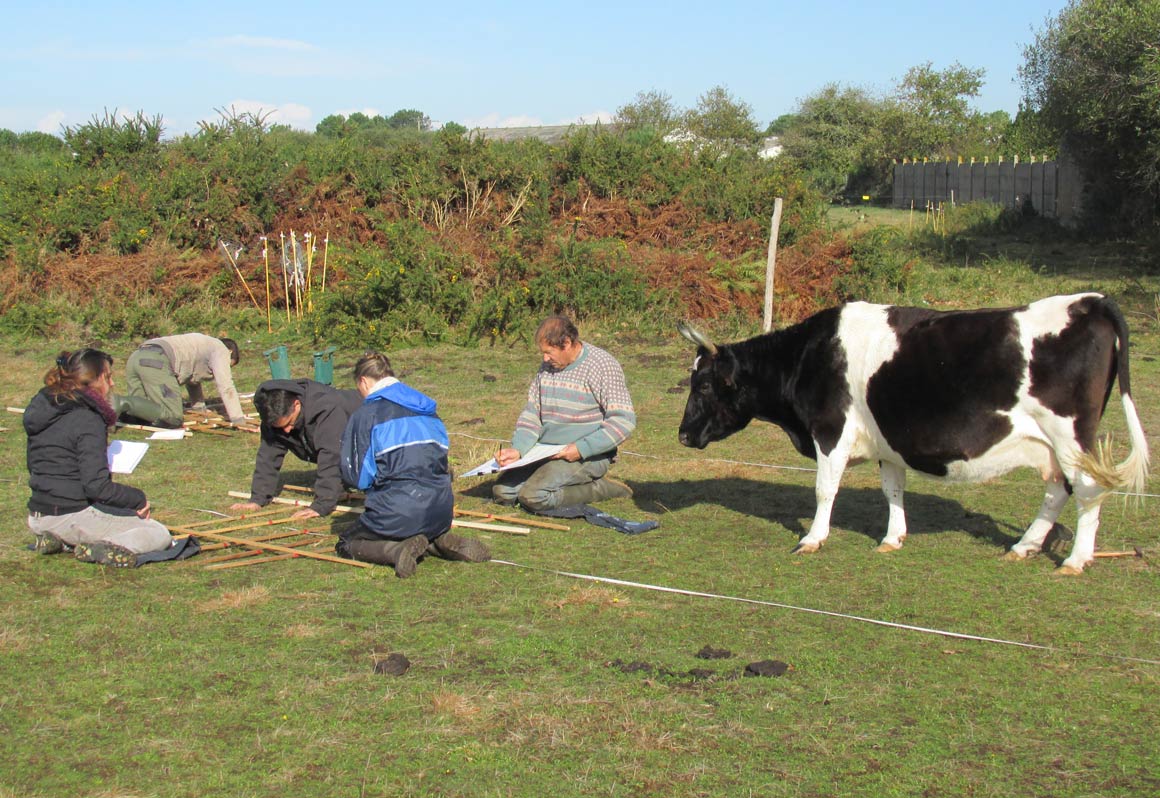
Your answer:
[677,322,718,355]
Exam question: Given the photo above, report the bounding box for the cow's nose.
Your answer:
[678,431,690,447]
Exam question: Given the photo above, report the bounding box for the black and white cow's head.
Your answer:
[677,323,757,449]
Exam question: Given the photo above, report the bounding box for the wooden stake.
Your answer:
[455,508,569,531]
[219,240,262,312]
[163,507,288,529]
[321,232,329,293]
[280,232,291,323]
[227,491,531,535]
[201,536,319,565]
[170,527,371,568]
[262,235,272,333]
[762,197,784,333]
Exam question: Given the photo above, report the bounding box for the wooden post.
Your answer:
[762,197,784,333]
[167,526,372,568]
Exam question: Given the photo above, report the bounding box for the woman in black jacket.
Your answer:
[24,348,173,567]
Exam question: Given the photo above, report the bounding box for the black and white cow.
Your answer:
[678,293,1150,574]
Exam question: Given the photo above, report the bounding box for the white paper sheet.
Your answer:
[108,440,149,474]
[461,443,566,477]
[148,428,188,440]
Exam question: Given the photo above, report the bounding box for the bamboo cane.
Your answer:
[173,528,371,568]
[206,547,323,570]
[262,235,272,333]
[163,507,288,529]
[280,232,290,322]
[304,231,314,313]
[290,230,302,319]
[201,536,320,564]
[454,508,569,531]
[321,233,329,293]
[219,240,262,312]
[169,515,318,540]
[227,491,531,535]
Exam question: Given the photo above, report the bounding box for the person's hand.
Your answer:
[229,501,262,513]
[291,507,321,520]
[496,447,520,467]
[136,501,151,520]
[553,443,582,462]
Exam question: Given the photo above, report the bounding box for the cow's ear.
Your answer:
[715,350,739,387]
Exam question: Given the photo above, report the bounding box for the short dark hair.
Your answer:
[354,352,394,382]
[535,315,579,348]
[254,388,299,423]
[219,337,240,366]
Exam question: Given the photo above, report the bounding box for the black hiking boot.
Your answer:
[392,535,431,579]
[430,532,491,563]
[74,542,137,568]
[32,532,66,555]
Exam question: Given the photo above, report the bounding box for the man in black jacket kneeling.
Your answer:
[229,379,363,519]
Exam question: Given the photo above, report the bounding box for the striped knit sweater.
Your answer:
[510,342,636,460]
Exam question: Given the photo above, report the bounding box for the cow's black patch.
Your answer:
[867,306,1023,476]
[1029,295,1119,449]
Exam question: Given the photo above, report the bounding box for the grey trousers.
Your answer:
[491,456,611,512]
[28,506,172,554]
[124,347,183,426]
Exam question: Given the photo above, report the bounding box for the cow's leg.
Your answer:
[1059,474,1105,575]
[1006,477,1070,560]
[795,446,848,554]
[876,460,908,552]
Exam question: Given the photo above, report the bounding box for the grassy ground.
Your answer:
[2,240,1159,797]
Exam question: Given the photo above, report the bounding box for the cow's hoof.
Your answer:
[1001,549,1029,562]
[1054,564,1084,576]
[875,541,902,553]
[793,541,821,555]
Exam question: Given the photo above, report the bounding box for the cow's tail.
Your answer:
[1077,298,1150,495]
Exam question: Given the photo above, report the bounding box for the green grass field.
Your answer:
[2,249,1159,797]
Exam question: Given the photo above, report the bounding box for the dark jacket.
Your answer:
[250,379,363,516]
[24,388,147,515]
[339,379,453,541]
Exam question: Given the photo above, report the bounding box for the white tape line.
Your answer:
[490,560,1160,666]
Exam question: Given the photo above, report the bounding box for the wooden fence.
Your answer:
[892,159,1083,221]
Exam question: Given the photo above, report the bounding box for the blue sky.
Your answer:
[3,0,1064,138]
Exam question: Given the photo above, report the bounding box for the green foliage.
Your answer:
[1020,0,1160,231]
[0,301,61,337]
[63,109,164,168]
[682,85,761,146]
[314,222,472,347]
[614,89,680,137]
[835,225,915,302]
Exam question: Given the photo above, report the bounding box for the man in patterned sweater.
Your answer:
[492,315,636,511]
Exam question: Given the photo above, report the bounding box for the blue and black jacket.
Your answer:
[339,380,453,542]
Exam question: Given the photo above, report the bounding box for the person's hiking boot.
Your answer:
[590,477,633,501]
[392,534,431,579]
[74,542,137,568]
[551,478,634,508]
[429,532,491,563]
[32,532,66,555]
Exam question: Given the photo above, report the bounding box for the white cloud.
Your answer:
[464,112,545,129]
[205,100,314,130]
[204,35,321,53]
[37,110,68,134]
[336,107,383,119]
[568,109,615,125]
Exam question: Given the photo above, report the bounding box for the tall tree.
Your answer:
[614,89,679,136]
[1020,0,1160,228]
[884,61,985,159]
[683,85,761,144]
[780,84,886,198]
